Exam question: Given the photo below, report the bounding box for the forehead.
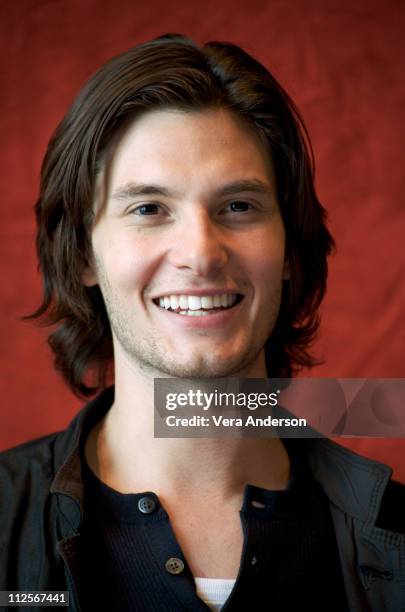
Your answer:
[104,108,275,190]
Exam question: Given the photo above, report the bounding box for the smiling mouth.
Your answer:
[152,294,244,316]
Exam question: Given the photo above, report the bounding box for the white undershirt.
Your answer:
[194,577,236,611]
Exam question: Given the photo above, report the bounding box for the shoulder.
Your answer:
[0,431,61,463]
[292,438,405,529]
[0,432,61,496]
[0,386,114,496]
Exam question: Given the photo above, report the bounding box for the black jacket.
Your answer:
[1,386,405,611]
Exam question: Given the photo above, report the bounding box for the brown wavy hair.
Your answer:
[23,33,335,398]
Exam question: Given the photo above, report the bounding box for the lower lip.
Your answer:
[153,298,245,329]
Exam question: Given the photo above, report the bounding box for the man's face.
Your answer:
[84,108,289,378]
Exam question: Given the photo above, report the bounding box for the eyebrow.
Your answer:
[111,179,273,202]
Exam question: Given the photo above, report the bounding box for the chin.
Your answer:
[150,351,260,379]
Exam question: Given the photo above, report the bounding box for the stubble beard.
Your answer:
[107,301,269,379]
[95,260,282,380]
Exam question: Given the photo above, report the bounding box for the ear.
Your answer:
[81,256,98,287]
[282,257,290,281]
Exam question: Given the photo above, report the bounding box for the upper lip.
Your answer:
[151,289,244,298]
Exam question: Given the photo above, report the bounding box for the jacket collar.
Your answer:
[49,385,392,528]
[304,437,392,523]
[50,386,115,530]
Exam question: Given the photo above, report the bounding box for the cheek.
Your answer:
[100,233,162,294]
[243,228,286,287]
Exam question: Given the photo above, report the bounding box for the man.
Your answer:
[1,34,404,611]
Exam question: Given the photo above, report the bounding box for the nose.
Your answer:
[168,209,228,277]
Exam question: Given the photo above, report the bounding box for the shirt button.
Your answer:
[251,500,266,509]
[138,496,157,514]
[165,557,185,575]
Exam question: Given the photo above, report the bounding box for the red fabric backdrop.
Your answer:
[1,0,404,477]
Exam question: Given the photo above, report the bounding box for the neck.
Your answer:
[85,351,291,506]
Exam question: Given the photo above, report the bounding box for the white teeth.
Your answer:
[156,293,240,312]
[170,295,179,310]
[179,310,210,316]
[188,296,202,310]
[201,296,213,309]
